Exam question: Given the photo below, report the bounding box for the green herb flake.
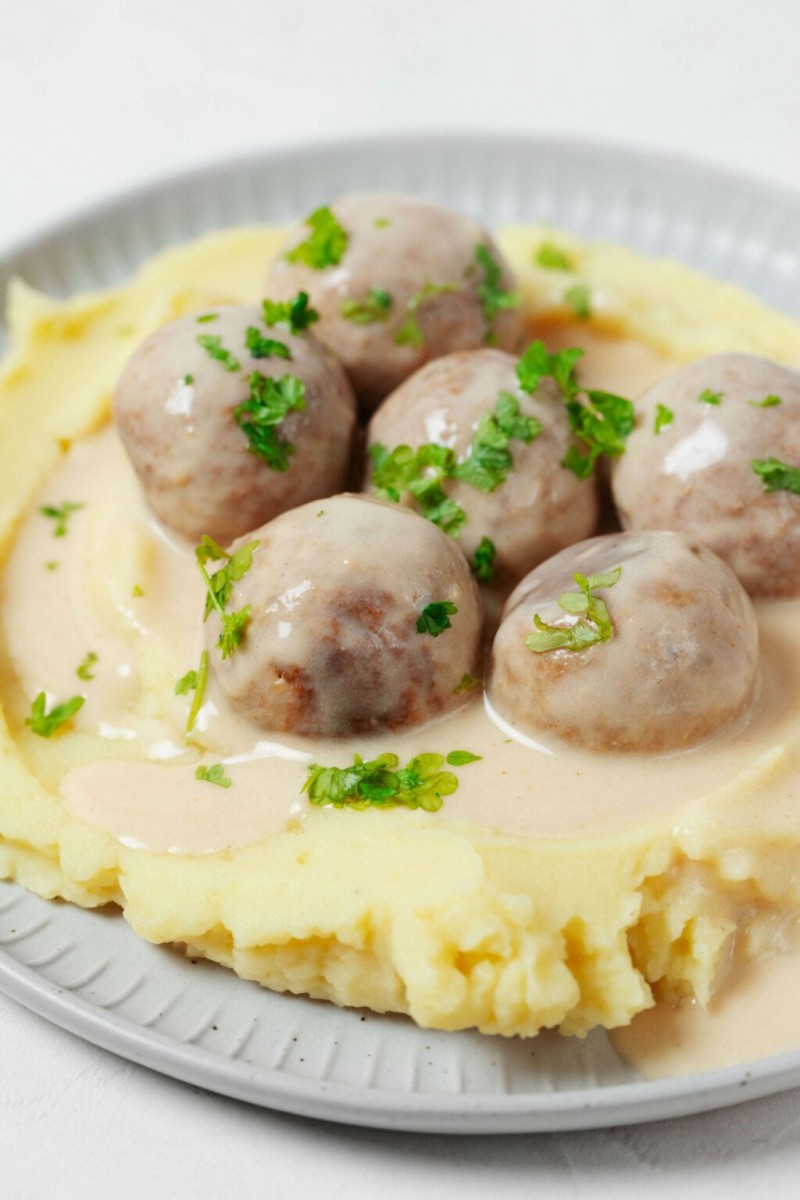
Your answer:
[45,561,59,571]
[516,341,584,397]
[76,652,98,681]
[262,292,320,333]
[564,283,591,320]
[526,567,622,654]
[751,457,800,496]
[302,752,459,813]
[132,585,144,598]
[698,388,723,406]
[341,287,393,324]
[26,692,84,738]
[244,327,292,360]
[40,501,84,538]
[196,313,218,324]
[475,244,521,337]
[654,403,674,434]
[179,649,209,736]
[196,333,241,373]
[749,394,783,408]
[234,373,306,471]
[394,282,459,349]
[195,763,231,788]
[453,392,541,493]
[369,442,466,537]
[196,539,259,659]
[286,205,348,269]
[446,750,482,766]
[470,536,497,582]
[535,242,574,271]
[373,217,391,229]
[416,601,458,637]
[453,673,481,695]
[183,374,194,385]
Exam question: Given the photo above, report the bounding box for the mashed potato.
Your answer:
[2,223,800,1043]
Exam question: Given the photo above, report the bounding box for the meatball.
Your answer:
[265,192,523,413]
[206,494,483,737]
[488,531,759,753]
[113,305,356,544]
[612,353,800,597]
[365,349,598,586]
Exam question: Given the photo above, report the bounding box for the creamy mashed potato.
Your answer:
[2,223,800,1046]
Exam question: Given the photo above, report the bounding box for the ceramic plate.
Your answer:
[2,134,800,1133]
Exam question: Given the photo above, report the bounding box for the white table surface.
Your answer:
[3,2,800,1196]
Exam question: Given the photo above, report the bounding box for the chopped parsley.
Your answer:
[698,388,722,406]
[262,292,319,333]
[470,536,497,583]
[196,313,218,323]
[45,561,59,571]
[394,282,459,349]
[196,334,241,373]
[195,763,232,788]
[341,287,393,324]
[749,394,783,408]
[40,501,84,538]
[26,692,84,738]
[654,403,674,434]
[176,648,209,736]
[196,538,259,659]
[76,652,98,681]
[535,242,574,271]
[475,244,520,338]
[373,217,391,229]
[526,567,622,653]
[452,393,541,493]
[446,750,482,765]
[453,673,480,695]
[234,373,306,471]
[286,205,348,268]
[244,326,291,360]
[183,373,194,385]
[416,601,458,637]
[369,442,466,536]
[132,585,144,598]
[303,751,461,812]
[751,457,800,496]
[564,283,591,320]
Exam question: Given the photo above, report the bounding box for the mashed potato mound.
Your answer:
[2,225,800,1038]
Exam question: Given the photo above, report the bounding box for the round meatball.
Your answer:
[488,531,759,753]
[365,349,598,586]
[265,192,523,413]
[113,306,356,544]
[612,353,800,597]
[206,494,483,737]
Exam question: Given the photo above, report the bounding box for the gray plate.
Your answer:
[1,134,800,1133]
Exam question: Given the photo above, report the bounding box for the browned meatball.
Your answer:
[113,305,356,544]
[488,531,759,753]
[612,353,800,597]
[206,494,483,737]
[364,349,598,586]
[265,192,523,413]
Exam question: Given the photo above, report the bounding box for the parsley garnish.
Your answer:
[526,567,621,653]
[369,442,467,536]
[176,649,209,736]
[244,326,291,360]
[183,374,194,385]
[234,373,306,471]
[76,652,97,681]
[341,287,393,324]
[470,536,497,583]
[453,673,480,695]
[303,752,462,812]
[654,403,674,434]
[196,538,259,658]
[452,393,541,493]
[475,244,520,338]
[751,457,800,496]
[26,692,84,738]
[416,601,458,637]
[196,313,218,323]
[45,561,59,571]
[394,282,459,348]
[535,242,573,271]
[373,217,391,229]
[749,394,783,408]
[446,750,482,765]
[195,763,232,788]
[564,283,591,320]
[40,501,83,538]
[262,292,320,333]
[698,388,722,406]
[196,334,241,373]
[132,585,144,597]
[286,205,348,268]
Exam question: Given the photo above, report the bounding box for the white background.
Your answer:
[2,1,800,1196]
